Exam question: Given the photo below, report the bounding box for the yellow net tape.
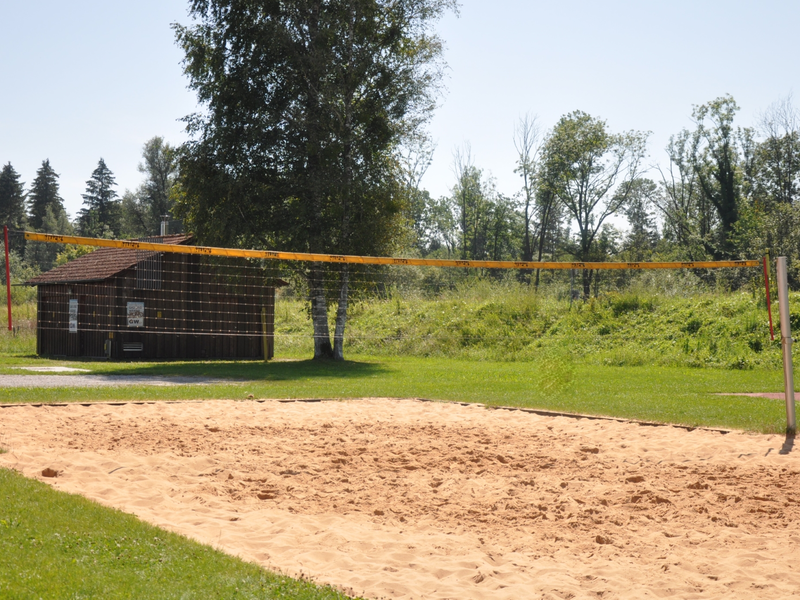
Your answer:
[25,231,760,271]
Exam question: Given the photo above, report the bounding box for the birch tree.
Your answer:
[175,0,455,359]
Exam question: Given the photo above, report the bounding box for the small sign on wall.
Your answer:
[68,299,78,333]
[127,302,145,328]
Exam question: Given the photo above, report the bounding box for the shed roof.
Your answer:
[27,234,193,285]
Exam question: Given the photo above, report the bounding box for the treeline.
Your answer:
[403,95,800,294]
[3,95,799,295]
[0,137,179,278]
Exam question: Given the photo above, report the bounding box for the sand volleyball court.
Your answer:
[1,397,799,599]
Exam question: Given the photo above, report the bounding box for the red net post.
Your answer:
[4,225,11,331]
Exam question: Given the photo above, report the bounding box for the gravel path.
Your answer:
[0,375,240,388]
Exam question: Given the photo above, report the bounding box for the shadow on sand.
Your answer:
[780,432,795,455]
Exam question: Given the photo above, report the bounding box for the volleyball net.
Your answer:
[21,231,761,271]
[3,229,770,364]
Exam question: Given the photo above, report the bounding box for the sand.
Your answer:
[1,397,799,599]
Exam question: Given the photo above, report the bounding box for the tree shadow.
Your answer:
[96,358,390,382]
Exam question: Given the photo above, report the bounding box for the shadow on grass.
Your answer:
[94,358,390,382]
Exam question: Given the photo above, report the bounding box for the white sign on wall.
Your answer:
[68,299,78,333]
[127,302,145,328]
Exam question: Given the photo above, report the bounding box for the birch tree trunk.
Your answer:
[333,266,349,361]
[309,264,333,359]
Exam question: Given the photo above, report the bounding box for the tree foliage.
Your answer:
[77,158,120,238]
[402,94,800,290]
[540,111,648,297]
[27,160,64,232]
[174,0,455,359]
[0,163,27,253]
[12,84,800,314]
[513,114,541,264]
[621,178,659,261]
[754,96,800,208]
[120,137,181,237]
[687,95,754,258]
[24,204,74,273]
[656,130,710,260]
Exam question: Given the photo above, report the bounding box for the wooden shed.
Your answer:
[27,234,287,360]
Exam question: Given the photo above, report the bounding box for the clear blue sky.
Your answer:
[1,0,798,221]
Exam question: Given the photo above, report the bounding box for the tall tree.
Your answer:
[27,160,63,231]
[420,195,458,255]
[449,148,519,264]
[531,159,563,289]
[119,190,149,238]
[77,158,120,238]
[451,146,490,260]
[513,114,541,264]
[174,0,455,360]
[621,178,660,261]
[486,194,521,262]
[541,111,648,298]
[0,163,27,253]
[688,95,752,258]
[120,137,181,237]
[754,95,800,207]
[139,137,179,233]
[399,133,436,253]
[655,131,712,260]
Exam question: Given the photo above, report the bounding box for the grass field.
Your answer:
[0,356,792,433]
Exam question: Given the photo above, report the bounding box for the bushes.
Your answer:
[608,292,656,317]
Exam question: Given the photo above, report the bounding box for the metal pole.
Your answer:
[763,253,775,340]
[4,225,11,332]
[261,306,268,361]
[777,256,796,433]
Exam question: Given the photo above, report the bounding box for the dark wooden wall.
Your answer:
[36,254,278,360]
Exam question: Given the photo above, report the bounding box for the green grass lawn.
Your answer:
[0,353,792,433]
[0,469,359,600]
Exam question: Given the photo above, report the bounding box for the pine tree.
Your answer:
[28,160,63,231]
[0,163,27,254]
[23,161,73,271]
[77,158,120,237]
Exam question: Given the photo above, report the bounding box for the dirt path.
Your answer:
[1,398,799,599]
